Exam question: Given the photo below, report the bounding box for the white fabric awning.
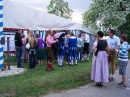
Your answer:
[3,0,95,35]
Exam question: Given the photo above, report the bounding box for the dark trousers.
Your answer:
[29,49,36,69]
[66,52,69,62]
[83,43,90,55]
[77,47,83,61]
[16,46,22,67]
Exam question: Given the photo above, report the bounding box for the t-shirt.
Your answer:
[118,42,129,61]
[37,38,44,48]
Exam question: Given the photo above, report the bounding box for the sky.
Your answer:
[9,0,93,24]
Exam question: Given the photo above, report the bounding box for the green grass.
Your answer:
[1,51,126,97]
[0,55,93,97]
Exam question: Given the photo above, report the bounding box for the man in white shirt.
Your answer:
[107,29,120,81]
[82,32,90,61]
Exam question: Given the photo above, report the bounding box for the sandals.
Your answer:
[99,82,103,87]
[117,82,127,88]
[96,82,100,86]
[96,82,103,87]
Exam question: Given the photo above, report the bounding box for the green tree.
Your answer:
[82,0,130,34]
[47,0,73,19]
[118,13,130,43]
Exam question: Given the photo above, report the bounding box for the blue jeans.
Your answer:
[77,47,83,61]
[16,46,22,67]
[29,49,36,69]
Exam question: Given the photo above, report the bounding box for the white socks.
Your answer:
[109,74,115,79]
[75,60,77,65]
[70,60,73,65]
[58,59,63,66]
[70,60,77,65]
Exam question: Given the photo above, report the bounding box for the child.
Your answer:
[46,60,55,71]
[116,34,129,88]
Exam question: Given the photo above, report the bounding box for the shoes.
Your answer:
[59,65,63,67]
[46,68,51,71]
[51,68,55,70]
[117,82,123,85]
[96,82,103,87]
[109,74,115,82]
[1,68,4,71]
[117,82,127,88]
[66,62,69,64]
[17,66,24,68]
[86,58,89,61]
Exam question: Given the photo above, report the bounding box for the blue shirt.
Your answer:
[107,35,120,49]
[77,38,84,47]
[118,42,129,61]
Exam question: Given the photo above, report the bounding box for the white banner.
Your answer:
[3,31,16,51]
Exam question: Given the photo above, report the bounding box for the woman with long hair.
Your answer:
[28,33,37,69]
[26,31,31,63]
[35,33,46,66]
[91,31,109,86]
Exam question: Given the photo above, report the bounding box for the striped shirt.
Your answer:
[118,42,129,61]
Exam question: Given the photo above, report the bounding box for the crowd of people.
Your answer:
[13,28,130,88]
[14,29,90,70]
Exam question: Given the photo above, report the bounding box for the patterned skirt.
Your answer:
[58,46,65,60]
[68,47,78,60]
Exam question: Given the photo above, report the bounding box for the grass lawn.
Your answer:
[1,50,128,97]
[0,55,93,97]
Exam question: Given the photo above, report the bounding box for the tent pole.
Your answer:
[0,0,4,70]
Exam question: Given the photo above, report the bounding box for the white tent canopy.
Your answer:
[3,0,95,35]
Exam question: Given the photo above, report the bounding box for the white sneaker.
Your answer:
[86,57,89,61]
[66,62,68,64]
[112,75,115,80]
[109,74,115,81]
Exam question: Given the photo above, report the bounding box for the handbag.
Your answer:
[26,43,30,49]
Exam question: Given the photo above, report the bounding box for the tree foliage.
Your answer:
[118,13,130,43]
[83,0,130,34]
[47,0,73,19]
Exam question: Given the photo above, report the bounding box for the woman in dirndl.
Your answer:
[21,34,27,62]
[57,33,65,67]
[91,31,109,87]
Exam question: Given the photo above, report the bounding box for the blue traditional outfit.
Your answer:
[64,36,69,63]
[68,36,78,65]
[57,37,65,66]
